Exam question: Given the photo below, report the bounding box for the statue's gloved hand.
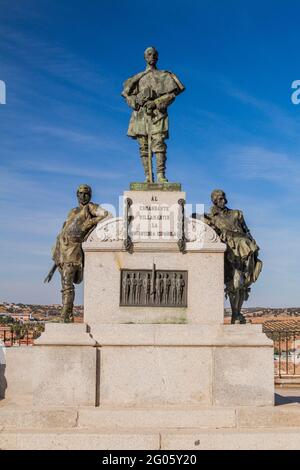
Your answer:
[82,212,110,232]
[136,93,147,107]
[145,101,156,111]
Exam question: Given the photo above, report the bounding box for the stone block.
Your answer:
[0,430,159,450]
[82,189,225,326]
[161,429,300,450]
[77,406,236,430]
[33,346,97,406]
[99,346,212,406]
[35,323,96,346]
[213,347,274,406]
[0,407,77,429]
[90,323,272,347]
[88,324,273,408]
[237,406,300,428]
[83,250,224,325]
[2,347,33,405]
[124,189,186,242]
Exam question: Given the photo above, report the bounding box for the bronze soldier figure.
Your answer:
[163,273,171,304]
[143,273,151,304]
[171,273,177,305]
[125,273,131,304]
[204,189,262,324]
[155,273,162,305]
[122,47,185,183]
[177,274,185,305]
[44,184,109,322]
[131,273,138,304]
[136,273,143,304]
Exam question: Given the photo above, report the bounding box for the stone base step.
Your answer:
[2,405,300,431]
[78,406,236,430]
[162,429,300,450]
[2,428,300,450]
[0,407,78,430]
[0,429,159,450]
[276,378,300,387]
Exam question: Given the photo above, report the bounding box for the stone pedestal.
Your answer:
[83,188,225,325]
[33,324,97,406]
[33,323,273,408]
[31,185,274,409]
[91,324,273,407]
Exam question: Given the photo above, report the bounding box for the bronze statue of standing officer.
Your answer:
[122,47,185,183]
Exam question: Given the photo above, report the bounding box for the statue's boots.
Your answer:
[141,156,152,183]
[231,312,246,324]
[61,288,74,323]
[156,152,168,183]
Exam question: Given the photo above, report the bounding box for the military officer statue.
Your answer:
[204,190,262,324]
[44,184,109,322]
[122,47,185,183]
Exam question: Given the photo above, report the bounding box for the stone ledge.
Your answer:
[3,404,300,449]
[77,406,236,430]
[34,323,97,346]
[82,241,226,253]
[161,428,300,450]
[2,427,300,450]
[3,404,300,431]
[0,430,159,450]
[129,182,181,191]
[88,324,272,347]
[237,406,300,428]
[0,407,78,430]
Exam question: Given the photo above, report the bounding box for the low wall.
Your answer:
[0,346,34,404]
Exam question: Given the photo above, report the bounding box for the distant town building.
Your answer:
[10,312,33,323]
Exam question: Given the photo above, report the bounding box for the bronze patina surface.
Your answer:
[44,184,109,322]
[120,266,188,308]
[122,47,185,184]
[204,189,262,324]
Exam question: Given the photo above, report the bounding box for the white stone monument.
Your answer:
[33,185,274,409]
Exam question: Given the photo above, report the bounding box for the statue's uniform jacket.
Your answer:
[122,68,185,139]
[207,207,262,288]
[208,207,257,259]
[122,64,184,180]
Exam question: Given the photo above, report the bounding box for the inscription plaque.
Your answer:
[120,265,188,307]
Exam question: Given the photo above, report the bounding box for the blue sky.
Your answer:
[1,0,300,306]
